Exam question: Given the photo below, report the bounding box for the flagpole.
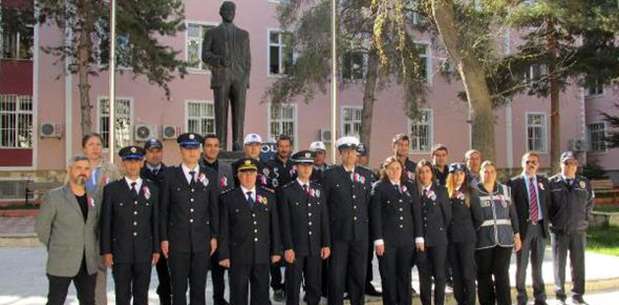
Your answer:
[108,0,116,162]
[330,0,337,162]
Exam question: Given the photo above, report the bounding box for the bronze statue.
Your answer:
[202,1,251,151]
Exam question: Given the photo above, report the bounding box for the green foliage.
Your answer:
[36,0,187,98]
[587,225,619,256]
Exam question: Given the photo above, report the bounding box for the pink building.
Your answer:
[1,0,617,199]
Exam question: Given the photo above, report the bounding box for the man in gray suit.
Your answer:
[202,1,251,151]
[200,133,234,305]
[36,155,101,305]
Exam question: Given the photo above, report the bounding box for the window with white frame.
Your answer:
[342,51,367,80]
[588,122,607,153]
[342,106,362,138]
[187,101,215,135]
[269,103,296,142]
[186,23,214,70]
[526,113,547,152]
[524,64,546,82]
[99,97,132,150]
[586,79,604,96]
[409,109,433,152]
[1,25,33,60]
[414,43,430,81]
[0,95,33,148]
[268,30,293,75]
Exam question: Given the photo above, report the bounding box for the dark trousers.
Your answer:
[169,250,210,305]
[210,251,227,304]
[270,261,285,290]
[476,246,513,305]
[551,231,586,300]
[321,258,330,297]
[378,245,413,305]
[417,245,447,305]
[285,255,322,305]
[516,224,547,305]
[47,259,96,305]
[155,255,172,305]
[112,262,152,305]
[213,77,248,151]
[328,240,369,305]
[229,262,270,305]
[448,242,476,305]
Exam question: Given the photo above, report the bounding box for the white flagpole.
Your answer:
[330,0,337,162]
[108,0,116,162]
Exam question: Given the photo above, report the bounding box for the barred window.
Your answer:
[269,103,295,142]
[99,97,132,150]
[0,95,33,148]
[187,101,215,135]
[588,123,607,153]
[527,113,547,152]
[342,106,362,138]
[410,109,433,152]
[187,23,214,70]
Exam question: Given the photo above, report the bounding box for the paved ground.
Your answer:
[0,217,35,236]
[1,245,618,305]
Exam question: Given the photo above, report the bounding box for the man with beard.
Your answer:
[36,155,100,305]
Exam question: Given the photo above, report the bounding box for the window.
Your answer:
[186,101,215,135]
[268,30,293,75]
[409,109,433,152]
[98,33,131,68]
[342,51,366,80]
[1,26,33,60]
[414,43,431,82]
[586,79,604,96]
[342,106,362,138]
[269,103,296,142]
[588,123,607,153]
[186,23,214,70]
[526,113,547,152]
[524,64,545,82]
[0,95,33,148]
[98,97,132,150]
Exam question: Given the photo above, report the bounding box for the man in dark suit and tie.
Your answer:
[160,133,219,305]
[508,152,550,305]
[202,1,251,151]
[101,146,160,305]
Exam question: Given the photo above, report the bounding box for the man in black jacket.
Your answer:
[279,150,331,305]
[101,146,160,305]
[322,136,373,305]
[547,151,594,305]
[160,133,219,305]
[508,152,550,305]
[140,138,170,305]
[219,158,282,305]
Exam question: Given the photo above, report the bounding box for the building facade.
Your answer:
[1,0,617,200]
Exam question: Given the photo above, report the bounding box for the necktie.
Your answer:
[130,182,138,199]
[246,191,255,208]
[189,171,196,185]
[395,184,401,193]
[303,184,310,195]
[423,189,428,199]
[152,168,159,176]
[528,177,539,224]
[347,171,353,182]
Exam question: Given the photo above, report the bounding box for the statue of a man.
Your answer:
[202,1,251,151]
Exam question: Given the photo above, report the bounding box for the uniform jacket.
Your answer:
[418,183,452,247]
[219,186,282,264]
[471,183,520,249]
[447,186,476,244]
[547,175,594,234]
[160,165,219,253]
[100,179,160,263]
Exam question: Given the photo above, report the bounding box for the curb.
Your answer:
[0,233,39,247]
[0,209,39,217]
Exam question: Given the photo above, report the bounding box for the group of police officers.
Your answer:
[38,130,594,305]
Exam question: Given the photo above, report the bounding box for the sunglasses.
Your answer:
[525,160,538,165]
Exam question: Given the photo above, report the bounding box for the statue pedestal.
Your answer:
[219,150,244,164]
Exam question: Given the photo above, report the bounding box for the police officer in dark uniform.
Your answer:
[547,152,594,305]
[160,133,219,305]
[199,134,234,305]
[416,160,452,305]
[279,150,331,305]
[309,141,330,183]
[265,135,297,301]
[445,163,476,305]
[231,133,271,188]
[371,156,422,305]
[218,158,283,305]
[322,136,373,305]
[392,134,416,181]
[101,146,160,305]
[139,138,171,305]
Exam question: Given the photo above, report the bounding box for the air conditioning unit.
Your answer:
[569,139,588,152]
[162,125,181,140]
[39,122,63,138]
[134,124,156,142]
[319,128,332,143]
